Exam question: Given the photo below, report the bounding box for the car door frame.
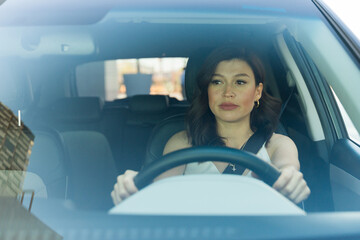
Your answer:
[281,14,360,211]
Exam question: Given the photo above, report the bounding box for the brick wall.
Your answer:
[0,102,34,197]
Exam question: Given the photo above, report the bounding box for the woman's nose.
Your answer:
[223,85,235,98]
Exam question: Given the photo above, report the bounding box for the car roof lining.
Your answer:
[0,22,280,61]
[0,0,319,26]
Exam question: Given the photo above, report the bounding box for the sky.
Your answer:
[322,0,360,41]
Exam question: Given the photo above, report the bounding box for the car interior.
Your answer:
[1,5,359,216]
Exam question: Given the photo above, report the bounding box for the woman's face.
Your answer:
[207,59,263,124]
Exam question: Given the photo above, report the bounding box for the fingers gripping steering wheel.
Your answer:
[134,146,281,190]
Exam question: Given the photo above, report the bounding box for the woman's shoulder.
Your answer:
[267,133,296,146]
[266,133,297,153]
[168,130,189,142]
[163,130,192,155]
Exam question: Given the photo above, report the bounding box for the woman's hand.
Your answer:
[272,166,311,204]
[111,170,139,205]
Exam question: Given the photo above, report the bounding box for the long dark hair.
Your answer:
[186,45,281,146]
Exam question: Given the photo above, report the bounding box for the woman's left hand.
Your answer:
[272,166,311,204]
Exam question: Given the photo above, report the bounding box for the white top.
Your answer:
[184,143,271,176]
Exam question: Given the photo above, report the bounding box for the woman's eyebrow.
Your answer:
[212,73,224,77]
[212,73,250,78]
[234,73,250,78]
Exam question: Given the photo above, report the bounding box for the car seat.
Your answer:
[27,97,118,210]
[144,47,213,166]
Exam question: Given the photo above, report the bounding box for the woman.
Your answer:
[111,46,311,205]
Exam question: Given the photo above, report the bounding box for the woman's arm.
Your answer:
[111,131,191,205]
[154,130,191,181]
[267,134,311,204]
[267,134,300,170]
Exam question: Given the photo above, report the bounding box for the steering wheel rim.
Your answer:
[134,146,281,190]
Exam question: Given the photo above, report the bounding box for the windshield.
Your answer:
[1,0,360,239]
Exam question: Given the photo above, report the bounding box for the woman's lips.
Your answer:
[219,103,238,110]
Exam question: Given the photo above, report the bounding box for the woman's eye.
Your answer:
[236,80,246,85]
[210,79,222,85]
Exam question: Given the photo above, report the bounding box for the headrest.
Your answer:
[129,95,169,114]
[184,47,214,102]
[47,97,103,122]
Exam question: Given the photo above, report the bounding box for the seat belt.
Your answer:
[279,86,296,118]
[223,128,266,175]
[222,86,295,175]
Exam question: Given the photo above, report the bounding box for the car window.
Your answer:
[321,0,360,41]
[332,88,360,145]
[279,14,360,142]
[76,58,187,101]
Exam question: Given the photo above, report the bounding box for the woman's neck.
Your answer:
[216,120,253,149]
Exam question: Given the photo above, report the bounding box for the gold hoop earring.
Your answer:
[254,100,260,108]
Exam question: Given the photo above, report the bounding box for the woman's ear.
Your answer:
[255,83,263,100]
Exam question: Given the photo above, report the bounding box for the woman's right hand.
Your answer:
[111,170,139,205]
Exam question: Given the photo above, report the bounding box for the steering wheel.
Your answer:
[134,146,281,190]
